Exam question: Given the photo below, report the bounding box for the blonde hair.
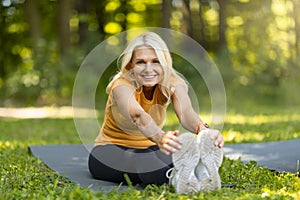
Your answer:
[107,32,186,101]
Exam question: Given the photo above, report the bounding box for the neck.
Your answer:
[143,85,157,100]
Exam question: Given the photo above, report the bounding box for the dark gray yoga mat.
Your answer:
[29,139,300,191]
[224,139,300,173]
[28,144,135,191]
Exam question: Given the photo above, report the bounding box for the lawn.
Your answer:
[0,106,300,199]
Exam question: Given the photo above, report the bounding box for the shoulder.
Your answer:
[170,73,188,93]
[110,77,135,91]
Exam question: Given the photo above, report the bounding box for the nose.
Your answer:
[144,62,152,72]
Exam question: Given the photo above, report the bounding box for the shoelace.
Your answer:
[166,168,175,185]
[166,165,197,186]
[166,168,174,179]
[166,167,184,185]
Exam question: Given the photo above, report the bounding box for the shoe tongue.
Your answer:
[196,129,209,144]
[196,135,201,144]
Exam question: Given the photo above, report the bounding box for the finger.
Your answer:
[208,130,222,146]
[162,143,177,154]
[168,135,182,148]
[219,141,224,148]
[215,135,224,147]
[170,131,183,145]
[160,142,171,155]
[173,130,179,136]
[167,139,182,150]
[214,135,220,146]
[161,148,170,155]
[210,130,219,140]
[165,130,178,138]
[164,131,182,146]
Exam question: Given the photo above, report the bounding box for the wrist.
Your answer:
[195,121,209,134]
[149,131,165,144]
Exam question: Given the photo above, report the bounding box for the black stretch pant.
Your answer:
[88,144,173,186]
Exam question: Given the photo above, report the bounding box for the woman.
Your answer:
[88,32,224,194]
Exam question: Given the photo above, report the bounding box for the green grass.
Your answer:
[1,106,300,199]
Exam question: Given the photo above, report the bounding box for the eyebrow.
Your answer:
[133,57,159,61]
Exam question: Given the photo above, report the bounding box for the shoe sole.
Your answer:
[172,133,200,194]
[198,130,223,191]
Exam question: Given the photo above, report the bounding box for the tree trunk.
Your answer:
[94,1,105,41]
[58,0,72,55]
[76,0,89,45]
[293,0,300,56]
[119,0,128,44]
[181,0,193,38]
[24,0,42,43]
[198,2,205,44]
[218,0,227,47]
[162,0,172,28]
[0,5,5,78]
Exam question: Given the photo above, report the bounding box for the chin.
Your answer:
[142,83,157,88]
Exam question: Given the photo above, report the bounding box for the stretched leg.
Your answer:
[133,146,172,185]
[88,144,172,185]
[149,145,173,167]
[88,145,141,184]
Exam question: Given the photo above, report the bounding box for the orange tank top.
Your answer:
[95,77,169,148]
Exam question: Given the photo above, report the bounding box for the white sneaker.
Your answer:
[166,132,201,194]
[196,129,223,191]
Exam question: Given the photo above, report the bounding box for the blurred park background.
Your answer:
[1,0,300,110]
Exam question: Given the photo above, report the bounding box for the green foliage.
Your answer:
[1,107,300,199]
[0,118,81,144]
[0,142,78,199]
[1,1,300,107]
[223,107,300,143]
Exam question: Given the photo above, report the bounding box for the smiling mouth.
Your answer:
[142,75,156,79]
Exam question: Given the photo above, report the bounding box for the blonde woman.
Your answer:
[88,32,224,194]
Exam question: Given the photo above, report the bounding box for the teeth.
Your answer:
[143,75,156,79]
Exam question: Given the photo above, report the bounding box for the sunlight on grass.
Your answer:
[224,111,300,143]
[222,130,266,143]
[164,109,300,143]
[0,107,97,119]
[226,113,300,125]
[0,141,16,149]
[261,175,300,199]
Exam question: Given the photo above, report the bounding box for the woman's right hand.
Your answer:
[151,130,182,155]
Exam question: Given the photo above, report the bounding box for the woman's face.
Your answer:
[130,46,164,88]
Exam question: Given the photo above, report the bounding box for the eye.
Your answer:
[136,60,145,64]
[153,59,160,64]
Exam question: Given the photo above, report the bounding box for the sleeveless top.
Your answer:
[95,77,170,148]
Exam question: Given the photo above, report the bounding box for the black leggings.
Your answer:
[88,144,173,186]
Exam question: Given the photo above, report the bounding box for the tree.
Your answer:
[162,0,172,28]
[198,1,206,44]
[181,0,193,37]
[24,0,42,44]
[293,0,300,56]
[0,4,6,78]
[57,0,72,55]
[75,0,89,45]
[218,0,227,46]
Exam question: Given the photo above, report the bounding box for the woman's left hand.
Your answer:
[207,129,224,148]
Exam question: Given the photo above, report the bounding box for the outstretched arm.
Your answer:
[112,85,182,154]
[171,85,224,148]
[171,85,206,133]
